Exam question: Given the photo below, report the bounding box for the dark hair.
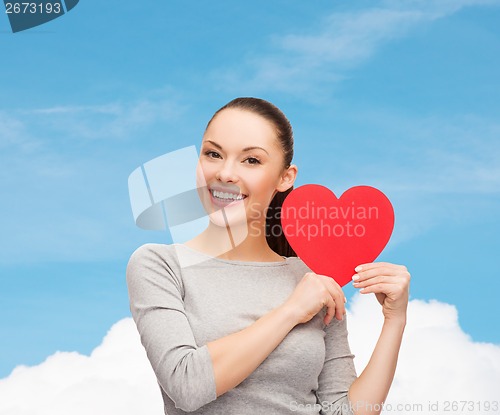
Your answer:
[205,97,297,257]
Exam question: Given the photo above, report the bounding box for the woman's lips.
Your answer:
[209,188,247,209]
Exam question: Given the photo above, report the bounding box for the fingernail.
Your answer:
[344,297,347,303]
[352,274,360,281]
[360,287,365,292]
[355,265,362,272]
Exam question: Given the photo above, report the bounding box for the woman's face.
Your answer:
[196,108,292,230]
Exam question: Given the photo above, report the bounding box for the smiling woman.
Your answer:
[126,97,410,415]
[191,100,297,260]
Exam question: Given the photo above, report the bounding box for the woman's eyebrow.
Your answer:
[203,139,269,155]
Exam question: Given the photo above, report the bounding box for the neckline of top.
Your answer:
[173,243,290,267]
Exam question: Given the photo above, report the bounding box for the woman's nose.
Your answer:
[216,161,239,182]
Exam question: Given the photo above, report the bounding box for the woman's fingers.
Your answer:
[317,275,346,323]
[353,262,409,281]
[356,261,404,271]
[352,263,410,297]
[358,280,409,313]
[354,273,409,304]
[352,274,399,290]
[352,263,410,294]
[351,262,411,320]
[323,296,337,325]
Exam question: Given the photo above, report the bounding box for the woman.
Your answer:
[126,97,410,415]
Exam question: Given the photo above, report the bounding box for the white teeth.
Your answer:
[211,189,245,201]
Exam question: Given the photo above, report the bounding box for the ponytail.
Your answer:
[266,186,297,258]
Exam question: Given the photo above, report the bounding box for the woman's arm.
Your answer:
[207,270,347,398]
[126,244,219,412]
[347,317,405,414]
[206,303,298,396]
[315,312,357,415]
[347,262,411,415]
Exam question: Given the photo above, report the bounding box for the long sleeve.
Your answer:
[125,243,217,412]
[316,313,358,415]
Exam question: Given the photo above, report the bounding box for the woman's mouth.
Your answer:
[209,188,247,208]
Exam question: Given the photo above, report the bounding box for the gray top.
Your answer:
[126,242,357,414]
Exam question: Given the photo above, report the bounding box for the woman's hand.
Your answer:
[283,272,346,326]
[352,261,411,322]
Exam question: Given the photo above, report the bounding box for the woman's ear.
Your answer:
[277,164,298,192]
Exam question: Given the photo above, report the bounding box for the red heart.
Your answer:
[281,184,395,287]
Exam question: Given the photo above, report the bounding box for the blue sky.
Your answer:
[1,0,499,379]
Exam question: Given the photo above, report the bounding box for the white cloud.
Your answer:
[1,295,498,414]
[348,293,500,412]
[214,0,500,97]
[19,93,186,141]
[30,103,123,115]
[0,319,164,415]
[363,113,500,195]
[1,88,185,161]
[0,111,41,152]
[382,0,500,16]
[312,110,500,248]
[0,88,187,265]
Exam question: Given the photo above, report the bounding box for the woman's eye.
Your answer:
[245,157,261,165]
[204,150,221,159]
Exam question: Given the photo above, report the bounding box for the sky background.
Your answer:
[0,0,499,411]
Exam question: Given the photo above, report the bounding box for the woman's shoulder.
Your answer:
[287,255,314,273]
[129,241,174,254]
[128,242,177,262]
[126,243,186,290]
[126,243,183,277]
[127,242,212,273]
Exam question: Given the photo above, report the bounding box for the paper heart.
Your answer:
[281,184,395,287]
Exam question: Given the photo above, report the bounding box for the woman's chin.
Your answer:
[208,209,246,224]
[208,209,249,230]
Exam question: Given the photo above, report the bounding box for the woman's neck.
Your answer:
[183,221,284,262]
